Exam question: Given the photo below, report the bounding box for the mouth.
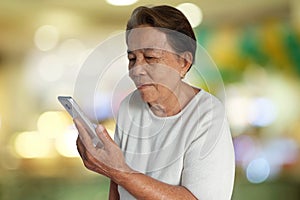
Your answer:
[137,83,154,90]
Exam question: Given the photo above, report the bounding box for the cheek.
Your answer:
[146,65,181,89]
[149,61,181,78]
[149,56,180,77]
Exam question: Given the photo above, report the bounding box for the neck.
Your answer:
[149,82,199,117]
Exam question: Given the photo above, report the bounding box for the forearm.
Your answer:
[112,171,197,200]
[109,180,119,200]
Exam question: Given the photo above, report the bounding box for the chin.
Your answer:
[138,90,158,103]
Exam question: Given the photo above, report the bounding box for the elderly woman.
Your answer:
[75,5,235,200]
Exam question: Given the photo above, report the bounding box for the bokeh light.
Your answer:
[226,96,251,131]
[38,54,64,82]
[248,97,277,127]
[233,135,257,167]
[14,131,54,158]
[58,38,86,66]
[34,25,60,51]
[55,127,79,158]
[176,3,203,28]
[264,138,299,167]
[246,158,270,184]
[106,0,138,6]
[37,111,71,139]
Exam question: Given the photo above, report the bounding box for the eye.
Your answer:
[128,57,136,62]
[144,53,157,60]
[127,55,136,70]
[145,56,154,60]
[127,54,136,62]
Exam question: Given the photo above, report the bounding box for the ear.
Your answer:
[179,51,193,77]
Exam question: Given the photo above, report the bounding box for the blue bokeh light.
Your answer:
[246,158,270,184]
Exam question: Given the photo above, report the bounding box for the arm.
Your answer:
[109,181,119,200]
[112,171,197,200]
[74,119,197,200]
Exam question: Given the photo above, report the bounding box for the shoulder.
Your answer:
[187,90,229,158]
[196,90,225,113]
[187,90,226,130]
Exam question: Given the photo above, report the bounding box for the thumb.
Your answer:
[96,124,114,145]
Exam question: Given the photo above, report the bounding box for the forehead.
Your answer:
[127,27,174,52]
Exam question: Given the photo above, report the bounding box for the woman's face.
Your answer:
[127,27,184,104]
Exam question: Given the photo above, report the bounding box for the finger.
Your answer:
[79,148,97,170]
[96,124,115,146]
[77,136,97,165]
[76,136,84,155]
[76,136,86,159]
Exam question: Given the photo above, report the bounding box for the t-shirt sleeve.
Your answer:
[181,119,235,200]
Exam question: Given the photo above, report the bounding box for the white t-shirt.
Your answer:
[114,89,235,200]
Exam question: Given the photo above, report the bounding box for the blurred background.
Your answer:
[1,0,300,199]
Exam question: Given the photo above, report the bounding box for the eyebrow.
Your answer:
[127,48,158,54]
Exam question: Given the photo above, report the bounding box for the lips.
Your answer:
[137,83,154,90]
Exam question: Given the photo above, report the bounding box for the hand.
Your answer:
[74,119,133,180]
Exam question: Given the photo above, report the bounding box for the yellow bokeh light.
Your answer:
[106,0,138,6]
[34,25,60,51]
[14,131,54,158]
[37,111,72,139]
[55,128,79,158]
[176,3,203,28]
[38,54,64,82]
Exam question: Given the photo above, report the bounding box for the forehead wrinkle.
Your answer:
[127,28,175,52]
[127,47,181,60]
[127,44,176,55]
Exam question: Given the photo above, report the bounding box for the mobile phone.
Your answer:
[58,96,103,148]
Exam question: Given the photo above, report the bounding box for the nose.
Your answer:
[129,58,147,78]
[129,65,146,78]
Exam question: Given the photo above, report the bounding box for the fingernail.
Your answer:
[73,118,79,125]
[97,124,105,132]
